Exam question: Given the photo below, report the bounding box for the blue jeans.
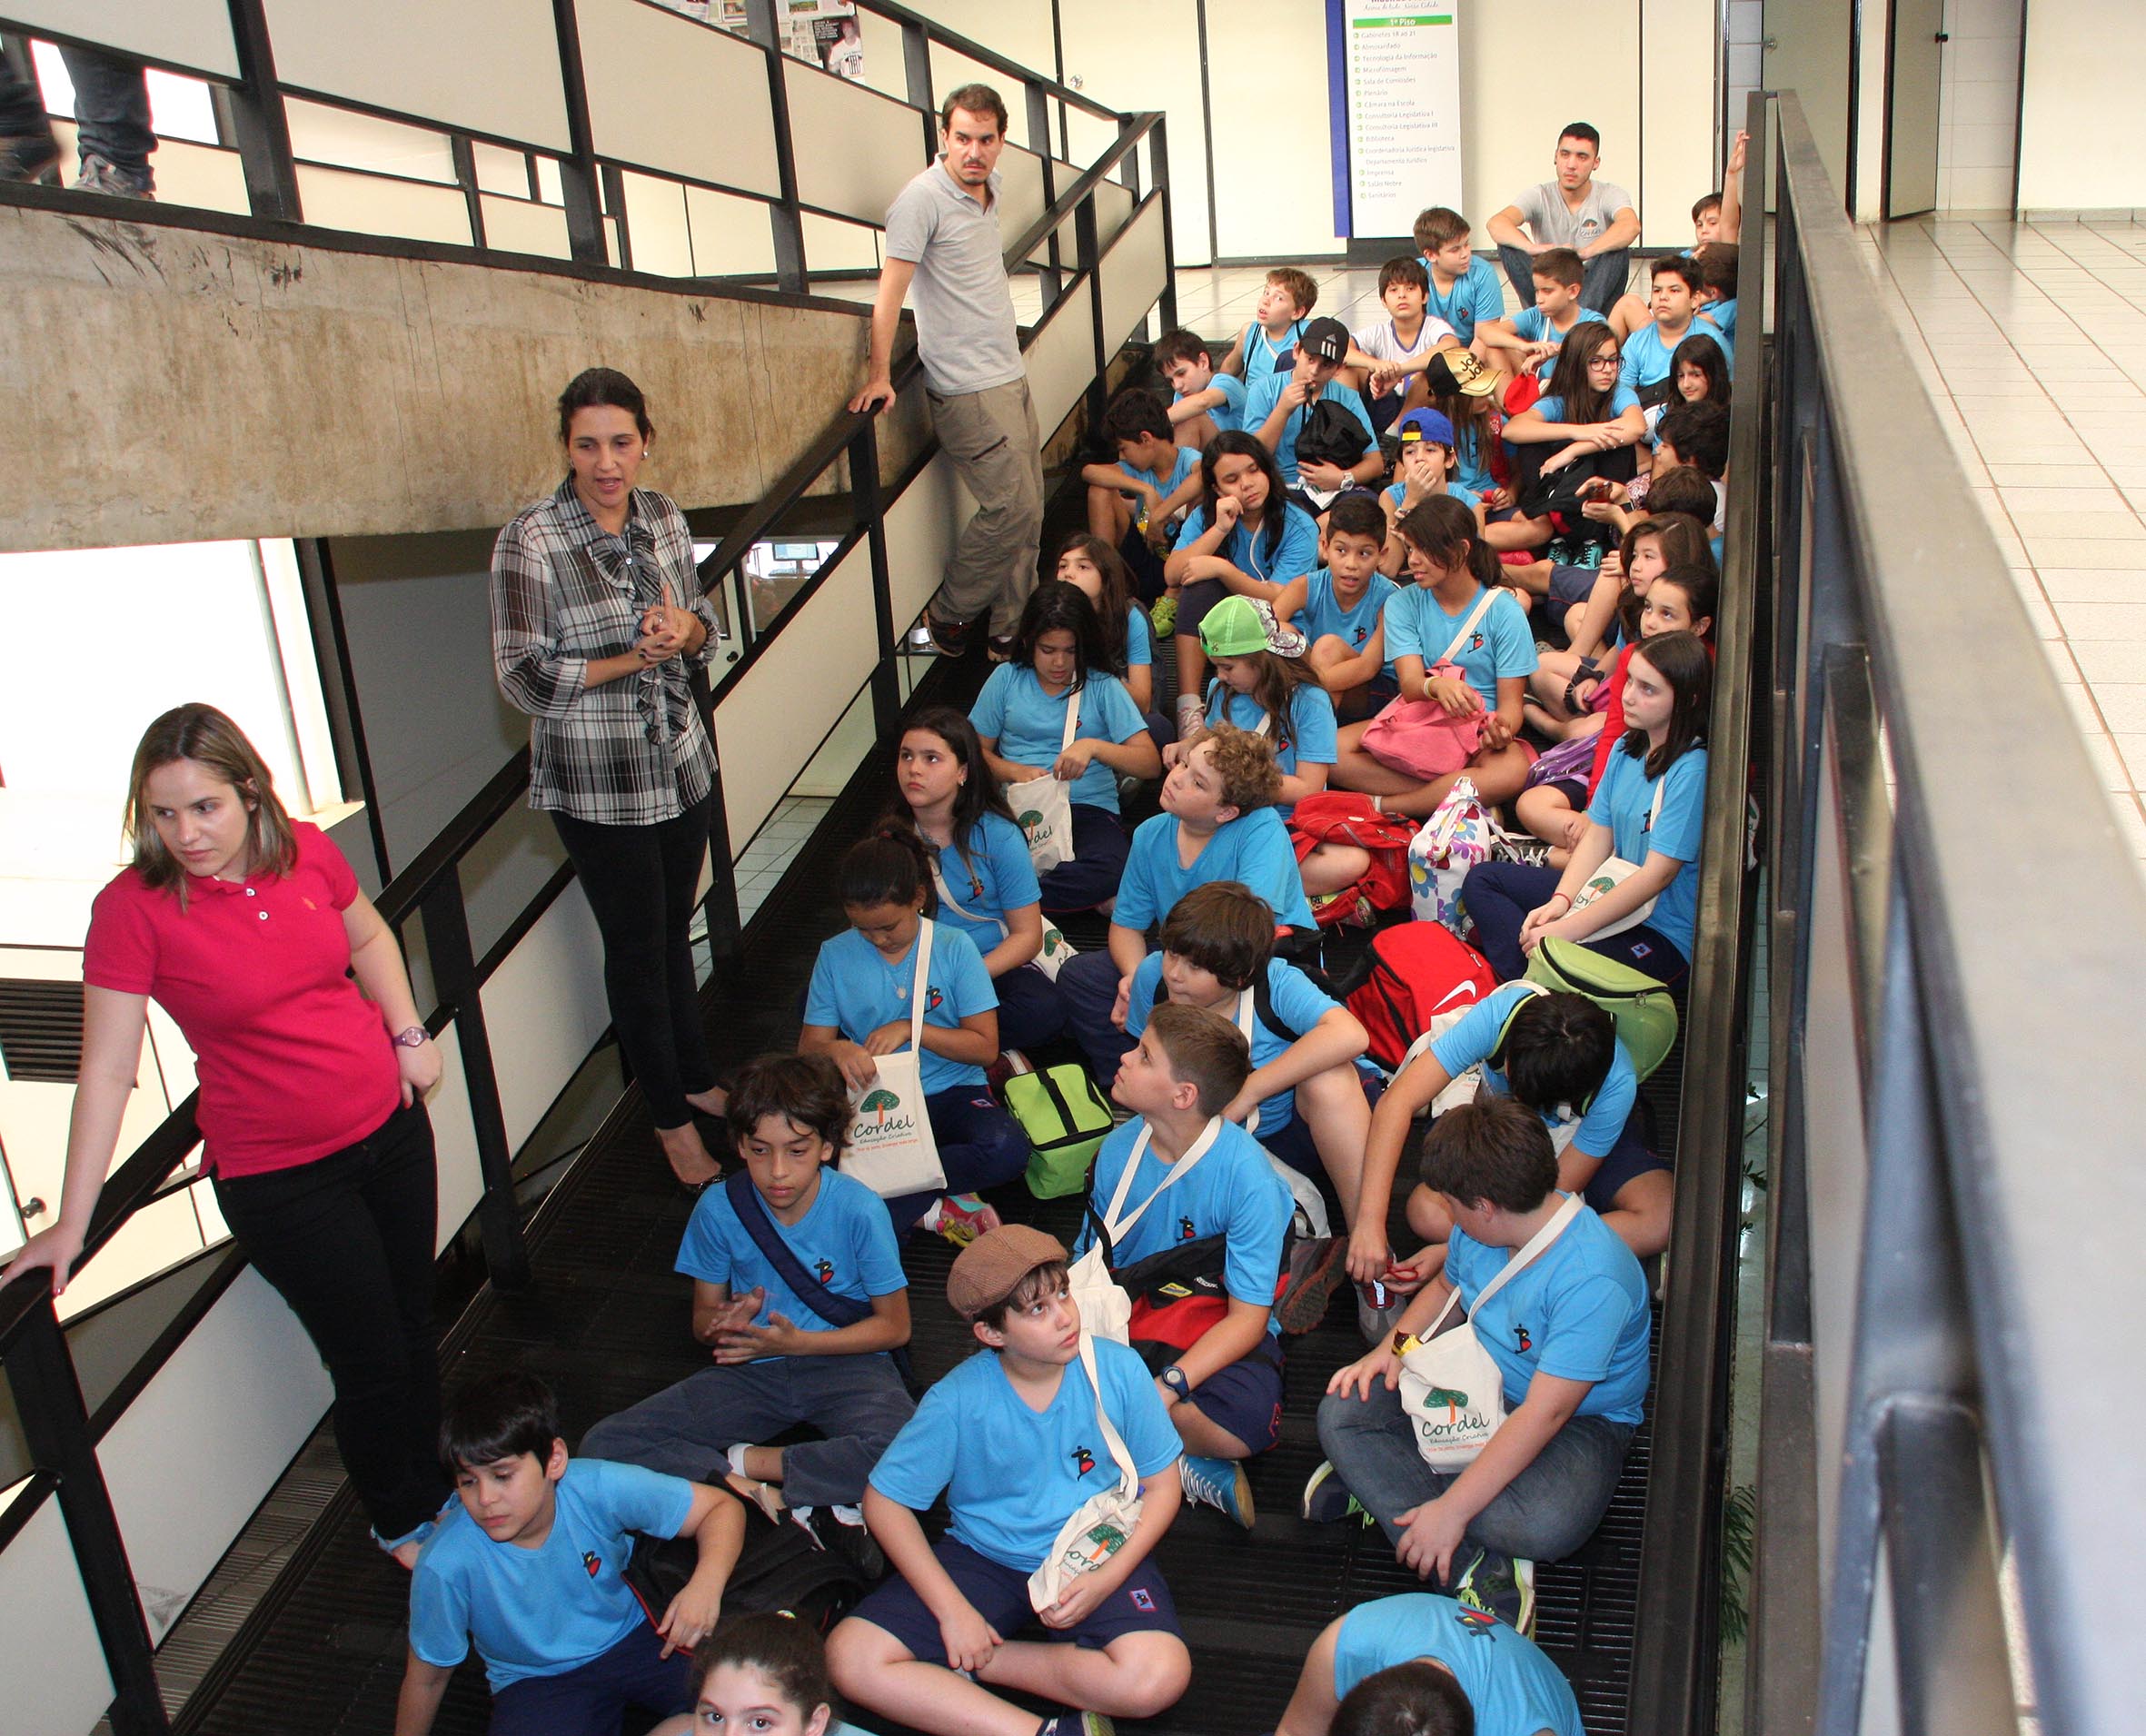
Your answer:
[1461,859,1689,987]
[1498,243,1632,317]
[1036,802,1130,915]
[63,47,154,184]
[992,959,1067,1052]
[1316,1377,1632,1563]
[581,1352,915,1507]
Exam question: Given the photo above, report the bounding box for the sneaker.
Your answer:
[1356,1285,1406,1345]
[1452,1544,1535,1634]
[1300,1460,1376,1526]
[922,611,971,657]
[1036,1715,1115,1736]
[1276,1236,1348,1334]
[0,133,59,184]
[1148,595,1178,637]
[1177,1453,1255,1528]
[934,1192,999,1247]
[74,152,154,199]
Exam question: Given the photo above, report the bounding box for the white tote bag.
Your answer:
[1028,1333,1145,1612]
[929,860,1078,983]
[1002,689,1084,874]
[839,918,949,1200]
[1396,1194,1583,1472]
[1066,1116,1224,1345]
[1566,778,1667,939]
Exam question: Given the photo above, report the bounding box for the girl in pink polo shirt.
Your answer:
[3,704,452,1564]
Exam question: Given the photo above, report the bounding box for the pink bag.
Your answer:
[1360,669,1489,779]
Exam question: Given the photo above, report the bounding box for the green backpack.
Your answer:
[1004,1064,1115,1198]
[1523,937,1680,1083]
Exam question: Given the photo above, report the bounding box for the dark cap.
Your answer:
[1425,346,1498,398]
[1301,316,1350,363]
[946,1224,1068,1320]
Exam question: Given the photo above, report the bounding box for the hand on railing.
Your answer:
[2,1218,86,1299]
[848,375,898,416]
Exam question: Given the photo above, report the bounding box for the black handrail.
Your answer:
[857,0,1121,123]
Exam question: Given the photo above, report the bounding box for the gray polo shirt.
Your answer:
[1515,179,1636,252]
[883,159,1025,397]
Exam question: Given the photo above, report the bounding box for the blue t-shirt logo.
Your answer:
[1456,1605,1498,1639]
[813,1258,835,1285]
[581,1551,601,1577]
[1469,630,1485,651]
[1514,1323,1532,1353]
[1352,624,1368,644]
[926,985,945,1011]
[1071,1443,1096,1476]
[1177,1215,1197,1242]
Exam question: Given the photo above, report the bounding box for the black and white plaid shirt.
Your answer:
[491,480,720,824]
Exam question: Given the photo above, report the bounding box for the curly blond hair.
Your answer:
[1190,723,1283,814]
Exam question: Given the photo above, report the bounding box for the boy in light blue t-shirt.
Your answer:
[1155,327,1247,450]
[1477,244,1606,384]
[1619,255,1731,396]
[1277,1592,1585,1736]
[1276,492,1401,716]
[579,1054,916,1515]
[1243,318,1381,502]
[1079,387,1205,551]
[397,1372,745,1736]
[1414,205,1506,352]
[827,1224,1190,1736]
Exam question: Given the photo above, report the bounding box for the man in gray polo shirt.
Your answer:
[1486,122,1641,316]
[849,83,1043,657]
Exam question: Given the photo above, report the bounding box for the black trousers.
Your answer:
[212,1103,449,1541]
[551,791,717,1127]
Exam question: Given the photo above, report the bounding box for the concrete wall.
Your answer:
[2017,0,2146,212]
[0,203,873,553]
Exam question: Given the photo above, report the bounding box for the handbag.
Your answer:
[1360,586,1502,779]
[930,859,1076,983]
[838,918,949,1199]
[1028,1333,1144,1613]
[1067,1116,1224,1346]
[1525,937,1679,1082]
[1408,776,1493,931]
[1565,777,1667,939]
[1005,1063,1114,1199]
[1396,1193,1584,1471]
[1002,688,1084,874]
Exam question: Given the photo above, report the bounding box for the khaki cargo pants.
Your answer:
[927,375,1045,639]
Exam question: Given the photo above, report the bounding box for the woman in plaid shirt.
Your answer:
[492,369,729,1185]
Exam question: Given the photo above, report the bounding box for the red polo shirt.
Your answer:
[83,823,402,1178]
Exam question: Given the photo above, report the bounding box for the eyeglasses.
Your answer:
[1587,353,1621,368]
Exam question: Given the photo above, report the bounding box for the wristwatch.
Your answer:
[392,1026,429,1049]
[1159,1364,1191,1399]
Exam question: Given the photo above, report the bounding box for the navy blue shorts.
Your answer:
[848,1535,1180,1663]
[1365,670,1402,705]
[1178,1343,1286,1453]
[1548,563,1602,610]
[1579,1116,1671,1210]
[486,1623,690,1736]
[1173,577,1228,639]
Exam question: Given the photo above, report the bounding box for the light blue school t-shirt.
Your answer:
[675,1166,908,1354]
[410,1459,694,1691]
[1428,982,1638,1156]
[1177,371,1247,432]
[1380,583,1537,709]
[969,662,1148,815]
[1384,480,1484,520]
[1451,416,1499,498]
[1117,442,1199,499]
[1173,501,1322,591]
[929,812,1040,951]
[1444,1199,1651,1424]
[1201,681,1339,802]
[1239,375,1376,485]
[1125,954,1341,1136]
[1074,1115,1291,1334]
[1116,807,1316,934]
[1531,386,1642,424]
[1619,318,1732,390]
[1298,568,1400,681]
[1238,316,1310,386]
[1417,255,1506,344]
[1334,1594,1585,1736]
[869,1336,1182,1572]
[1125,606,1154,675]
[1509,303,1608,380]
[1586,742,1709,963]
[805,921,997,1095]
[1703,297,1737,344]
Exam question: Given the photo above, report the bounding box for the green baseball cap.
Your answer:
[1198,595,1306,660]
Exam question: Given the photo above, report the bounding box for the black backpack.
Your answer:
[624,1499,879,1636]
[1295,395,1372,470]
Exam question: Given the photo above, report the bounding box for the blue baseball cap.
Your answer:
[1396,408,1456,446]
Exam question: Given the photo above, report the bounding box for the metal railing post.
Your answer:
[743,0,809,293]
[1150,113,1178,334]
[902,15,936,155]
[222,0,301,221]
[1076,193,1108,431]
[419,871,531,1293]
[9,1304,170,1735]
[1026,83,1062,310]
[852,419,901,738]
[548,0,613,264]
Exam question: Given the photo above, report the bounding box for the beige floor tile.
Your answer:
[2113,735,2146,789]
[1996,486,2134,513]
[2006,509,2145,540]
[2080,730,2134,790]
[2067,640,2146,682]
[2086,684,2146,732]
[2037,568,2146,601]
[2052,601,2146,639]
[2019,537,2146,568]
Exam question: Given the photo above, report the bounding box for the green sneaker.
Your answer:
[1149,595,1178,637]
[1452,1544,1535,1635]
[1178,1453,1255,1528]
[1299,1460,1376,1526]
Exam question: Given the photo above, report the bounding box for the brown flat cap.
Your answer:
[946,1224,1068,1320]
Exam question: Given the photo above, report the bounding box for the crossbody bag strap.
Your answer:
[1469,1193,1585,1316]
[1059,683,1083,758]
[1104,1116,1225,1243]
[906,918,936,1054]
[1076,1332,1141,1491]
[721,1172,872,1330]
[929,858,1011,943]
[1233,989,1262,1138]
[1433,585,1502,670]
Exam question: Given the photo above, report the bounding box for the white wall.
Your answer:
[2016,0,2145,211]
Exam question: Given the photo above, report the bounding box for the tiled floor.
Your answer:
[1860,216,2146,878]
[731,793,832,921]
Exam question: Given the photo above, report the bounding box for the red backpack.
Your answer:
[1288,791,1417,929]
[1346,921,1499,1070]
